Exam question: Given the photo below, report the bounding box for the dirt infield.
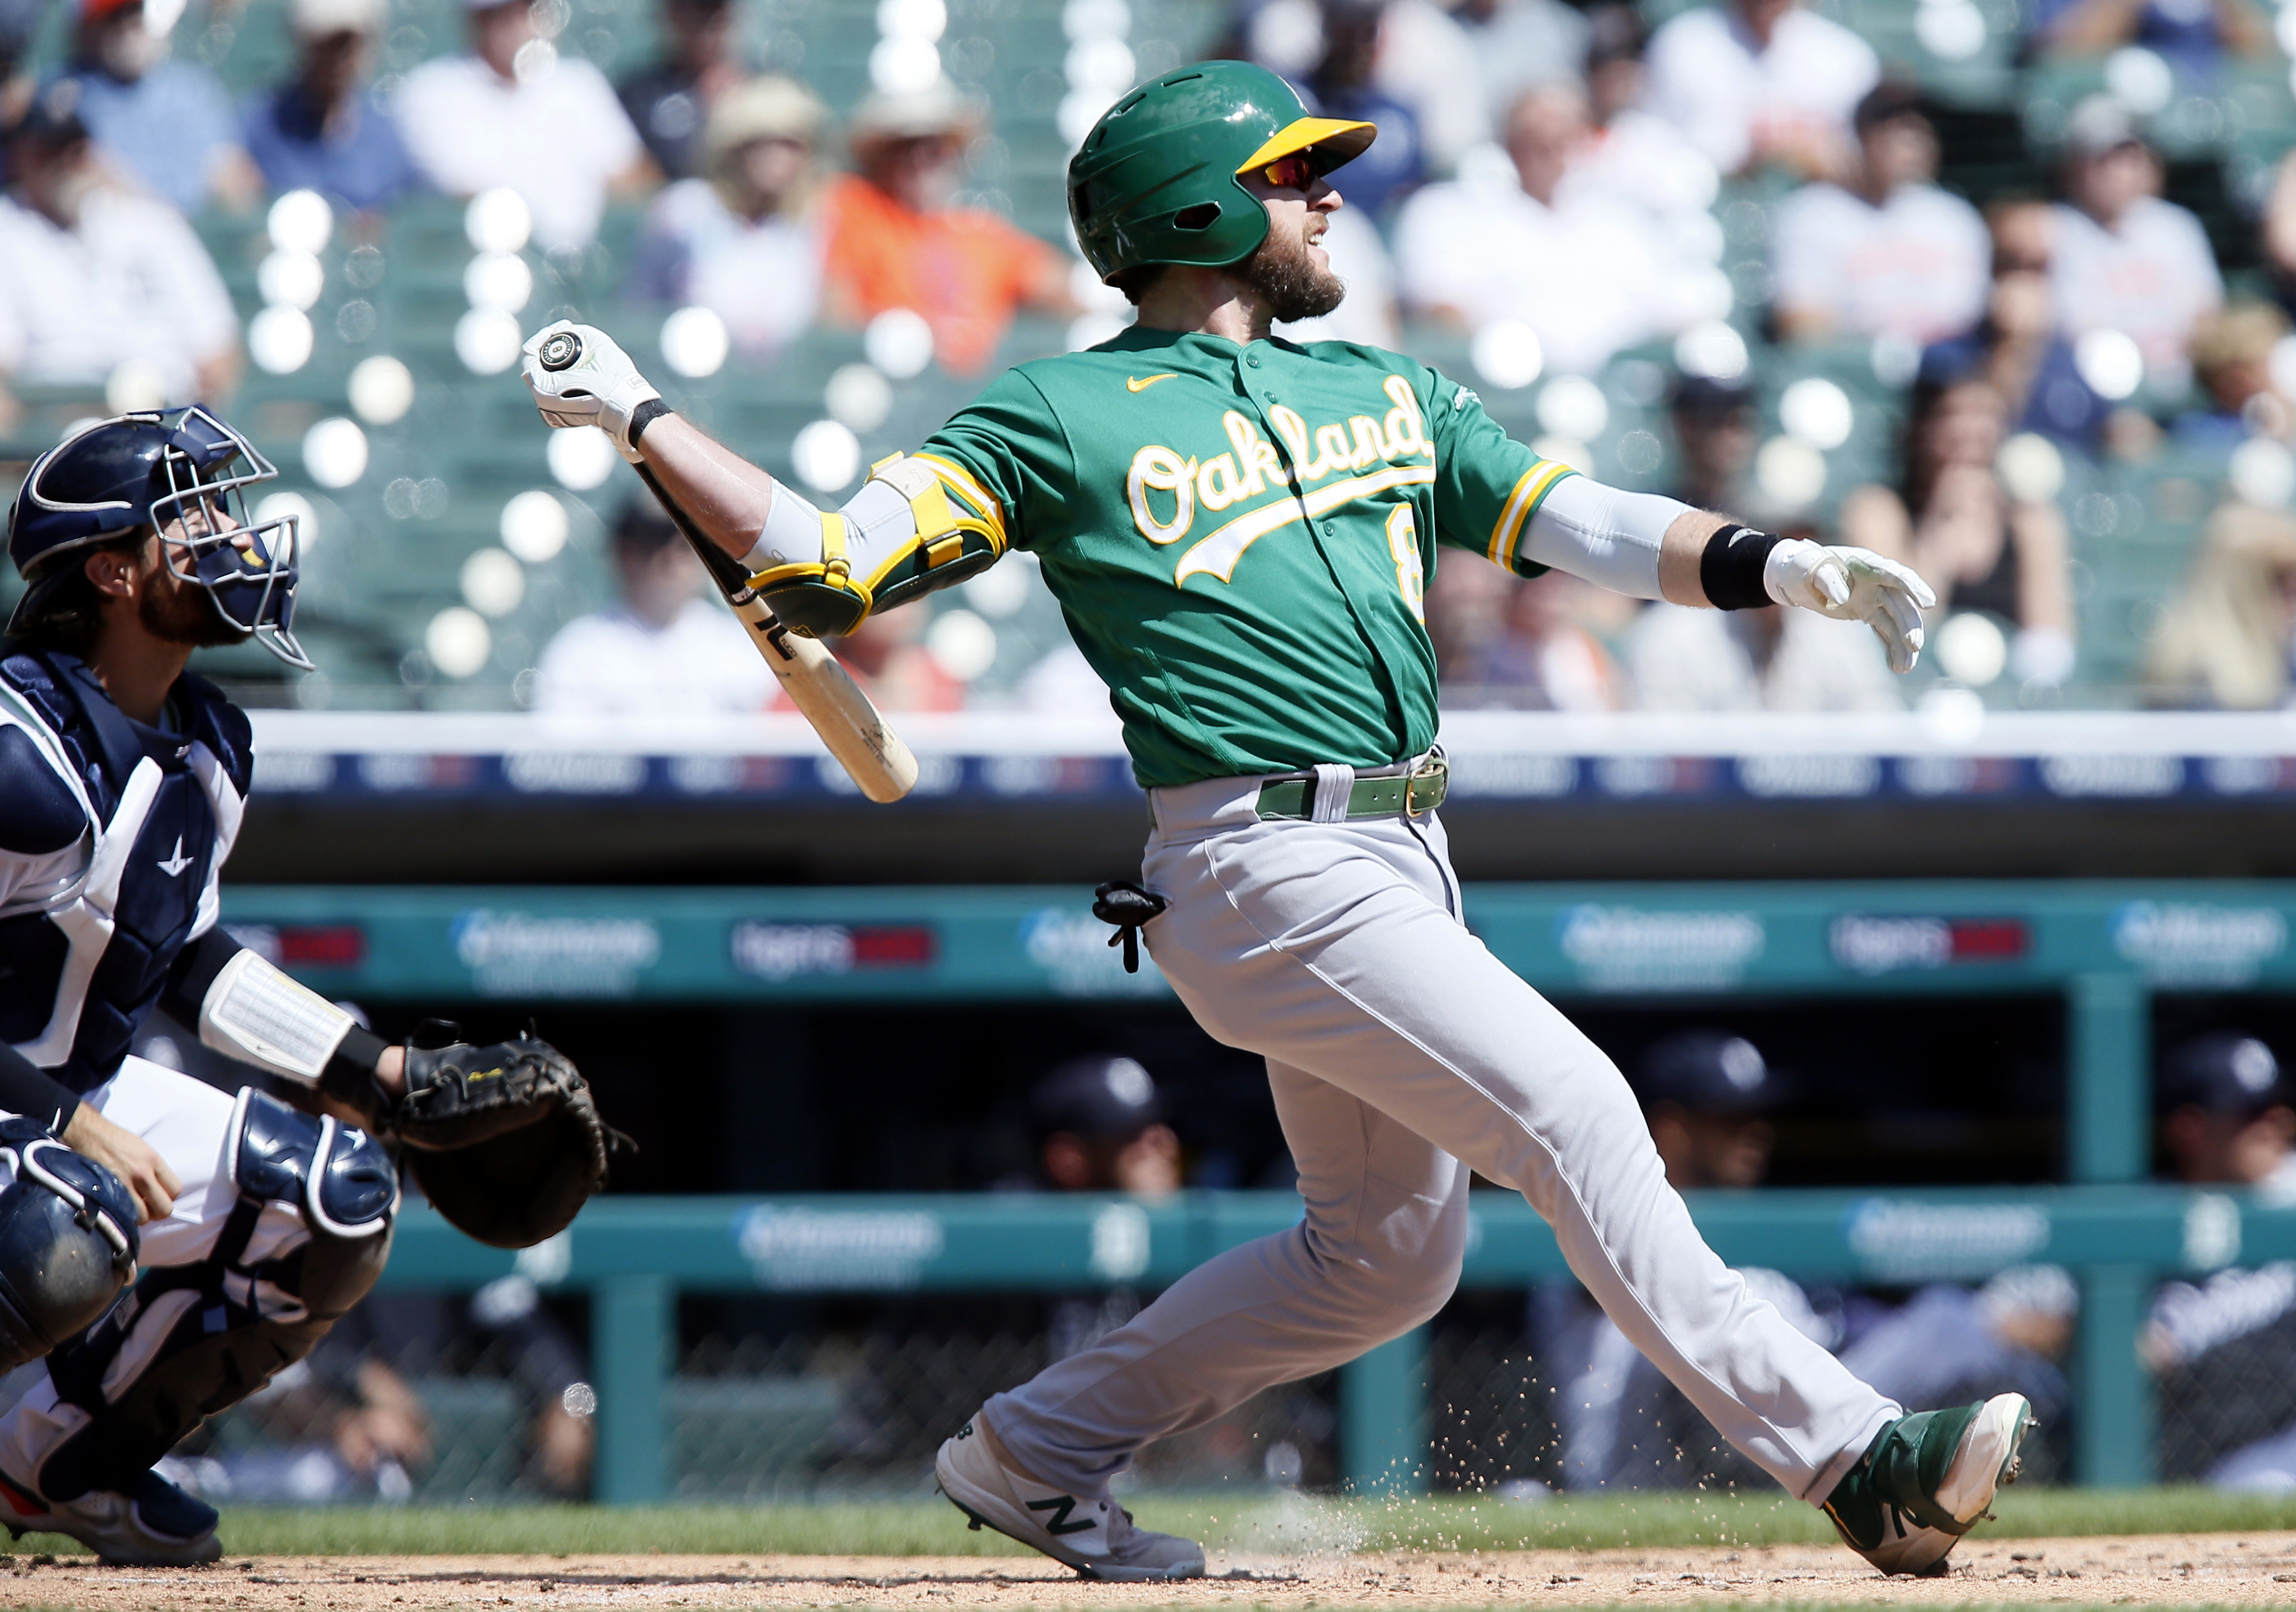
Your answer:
[6,1534,2296,1610]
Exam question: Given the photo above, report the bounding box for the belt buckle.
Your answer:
[1403,755,1443,817]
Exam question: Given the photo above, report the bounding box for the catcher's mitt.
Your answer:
[392,1030,617,1250]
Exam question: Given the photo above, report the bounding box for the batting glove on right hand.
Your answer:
[1763,539,1937,675]
[521,321,661,462]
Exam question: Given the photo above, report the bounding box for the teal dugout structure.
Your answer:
[226,880,2296,1500]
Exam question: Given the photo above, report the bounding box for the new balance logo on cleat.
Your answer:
[934,1414,1205,1582]
[1025,1495,1099,1536]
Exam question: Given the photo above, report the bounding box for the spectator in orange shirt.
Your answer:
[821,78,1075,372]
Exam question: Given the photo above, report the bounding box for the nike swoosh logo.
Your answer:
[1126,374,1178,393]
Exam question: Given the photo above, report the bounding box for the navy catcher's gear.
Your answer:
[6,408,307,669]
[34,1090,393,1500]
[0,649,252,1096]
[0,1117,136,1375]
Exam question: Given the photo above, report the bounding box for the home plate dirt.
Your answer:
[8,1534,2296,1610]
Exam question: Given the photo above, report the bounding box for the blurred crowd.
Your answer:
[7,0,2296,710]
[0,0,1077,413]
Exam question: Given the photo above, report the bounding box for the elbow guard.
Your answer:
[747,455,1005,637]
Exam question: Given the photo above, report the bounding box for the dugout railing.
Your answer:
[226,878,2296,1500]
[373,1185,2296,1503]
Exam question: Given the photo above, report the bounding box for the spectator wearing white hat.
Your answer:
[51,0,260,213]
[2049,94,2222,381]
[0,85,239,417]
[241,0,418,213]
[820,79,1075,373]
[1643,0,1878,181]
[630,75,828,358]
[394,0,655,253]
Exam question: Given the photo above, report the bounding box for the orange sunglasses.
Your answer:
[1254,153,1317,190]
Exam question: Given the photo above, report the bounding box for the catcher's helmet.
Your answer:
[6,408,308,668]
[1067,60,1376,283]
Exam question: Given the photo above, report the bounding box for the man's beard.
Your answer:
[1243,226,1346,323]
[140,571,251,649]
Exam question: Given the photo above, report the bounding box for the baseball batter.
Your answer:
[521,61,2031,1580]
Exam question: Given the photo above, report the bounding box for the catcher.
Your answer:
[0,408,613,1564]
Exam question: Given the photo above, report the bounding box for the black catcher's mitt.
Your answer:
[393,1031,615,1249]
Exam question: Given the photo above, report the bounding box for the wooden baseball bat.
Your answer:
[629,458,919,804]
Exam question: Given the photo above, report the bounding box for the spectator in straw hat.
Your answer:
[820,78,1075,372]
[240,0,417,213]
[2142,502,2296,709]
[50,0,259,213]
[632,74,827,357]
[2172,300,2290,455]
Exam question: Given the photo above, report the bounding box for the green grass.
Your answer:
[148,1486,2296,1558]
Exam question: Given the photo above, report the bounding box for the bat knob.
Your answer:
[537,331,583,372]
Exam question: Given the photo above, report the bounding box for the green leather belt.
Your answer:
[1256,757,1449,821]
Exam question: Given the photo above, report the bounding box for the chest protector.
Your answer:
[0,651,251,1093]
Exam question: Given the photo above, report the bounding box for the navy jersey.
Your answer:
[0,650,251,1093]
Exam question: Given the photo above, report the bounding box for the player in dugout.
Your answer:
[0,408,613,1562]
[520,61,2028,1581]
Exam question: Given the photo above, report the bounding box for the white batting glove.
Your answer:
[1763,539,1938,675]
[520,321,661,462]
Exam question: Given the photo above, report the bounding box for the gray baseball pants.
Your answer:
[985,771,1899,1504]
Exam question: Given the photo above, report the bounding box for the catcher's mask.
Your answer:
[7,408,309,669]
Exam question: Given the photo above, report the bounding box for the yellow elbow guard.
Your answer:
[748,456,1005,635]
[862,455,1006,616]
[747,514,873,637]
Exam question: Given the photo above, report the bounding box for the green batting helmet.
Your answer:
[1067,60,1376,283]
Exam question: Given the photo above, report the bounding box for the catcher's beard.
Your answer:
[141,567,251,649]
[1244,225,1346,323]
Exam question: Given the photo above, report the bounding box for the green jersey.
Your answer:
[918,323,1575,790]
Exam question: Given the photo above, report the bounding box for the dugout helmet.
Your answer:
[6,408,308,668]
[1067,60,1375,283]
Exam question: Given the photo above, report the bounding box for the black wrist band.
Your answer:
[627,398,672,446]
[1698,524,1784,611]
[0,1037,79,1137]
[320,1025,395,1128]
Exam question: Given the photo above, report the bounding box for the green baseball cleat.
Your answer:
[1823,1393,2036,1577]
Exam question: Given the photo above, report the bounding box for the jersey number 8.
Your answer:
[1385,508,1425,624]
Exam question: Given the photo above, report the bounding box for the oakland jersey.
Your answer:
[919,327,1574,789]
